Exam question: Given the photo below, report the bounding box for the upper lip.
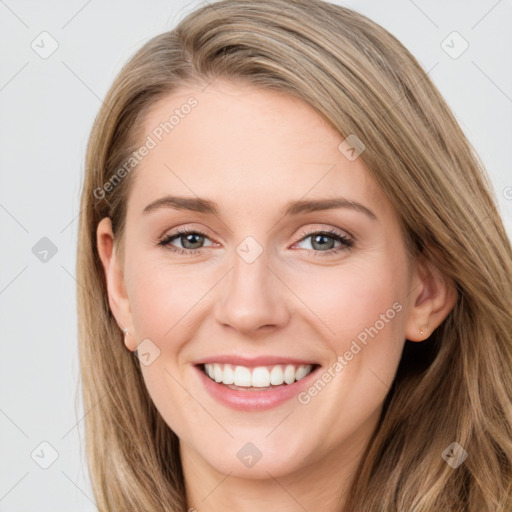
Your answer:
[192,355,319,368]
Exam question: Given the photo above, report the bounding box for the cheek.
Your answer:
[123,257,208,438]
[289,261,407,449]
[293,253,408,408]
[294,255,407,346]
[126,257,206,340]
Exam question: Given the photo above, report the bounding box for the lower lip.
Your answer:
[195,365,320,411]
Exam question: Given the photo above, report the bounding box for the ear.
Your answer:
[96,217,136,351]
[404,254,458,342]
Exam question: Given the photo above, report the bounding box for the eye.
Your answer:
[293,228,354,256]
[158,228,214,255]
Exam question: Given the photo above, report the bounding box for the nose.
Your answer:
[214,248,291,337]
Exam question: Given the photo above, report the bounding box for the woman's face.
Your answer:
[99,80,429,480]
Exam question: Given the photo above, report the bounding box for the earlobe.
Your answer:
[405,256,458,342]
[96,217,136,351]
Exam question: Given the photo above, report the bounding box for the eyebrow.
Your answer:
[143,195,377,221]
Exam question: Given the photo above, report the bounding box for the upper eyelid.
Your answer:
[296,226,352,240]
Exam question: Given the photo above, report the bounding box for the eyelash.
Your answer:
[157,227,354,257]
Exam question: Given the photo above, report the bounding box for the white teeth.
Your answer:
[203,363,314,387]
[270,365,284,385]
[295,365,309,380]
[284,364,295,384]
[213,363,223,383]
[234,366,252,386]
[251,367,270,387]
[222,364,234,385]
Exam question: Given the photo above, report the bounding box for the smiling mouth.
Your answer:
[199,363,319,390]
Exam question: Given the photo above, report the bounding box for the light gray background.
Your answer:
[0,0,510,510]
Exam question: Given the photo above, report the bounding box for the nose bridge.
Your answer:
[214,235,289,333]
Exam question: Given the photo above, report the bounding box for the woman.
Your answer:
[76,0,512,510]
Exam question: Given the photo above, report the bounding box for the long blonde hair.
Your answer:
[76,0,512,510]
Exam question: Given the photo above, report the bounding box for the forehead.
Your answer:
[129,80,386,216]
